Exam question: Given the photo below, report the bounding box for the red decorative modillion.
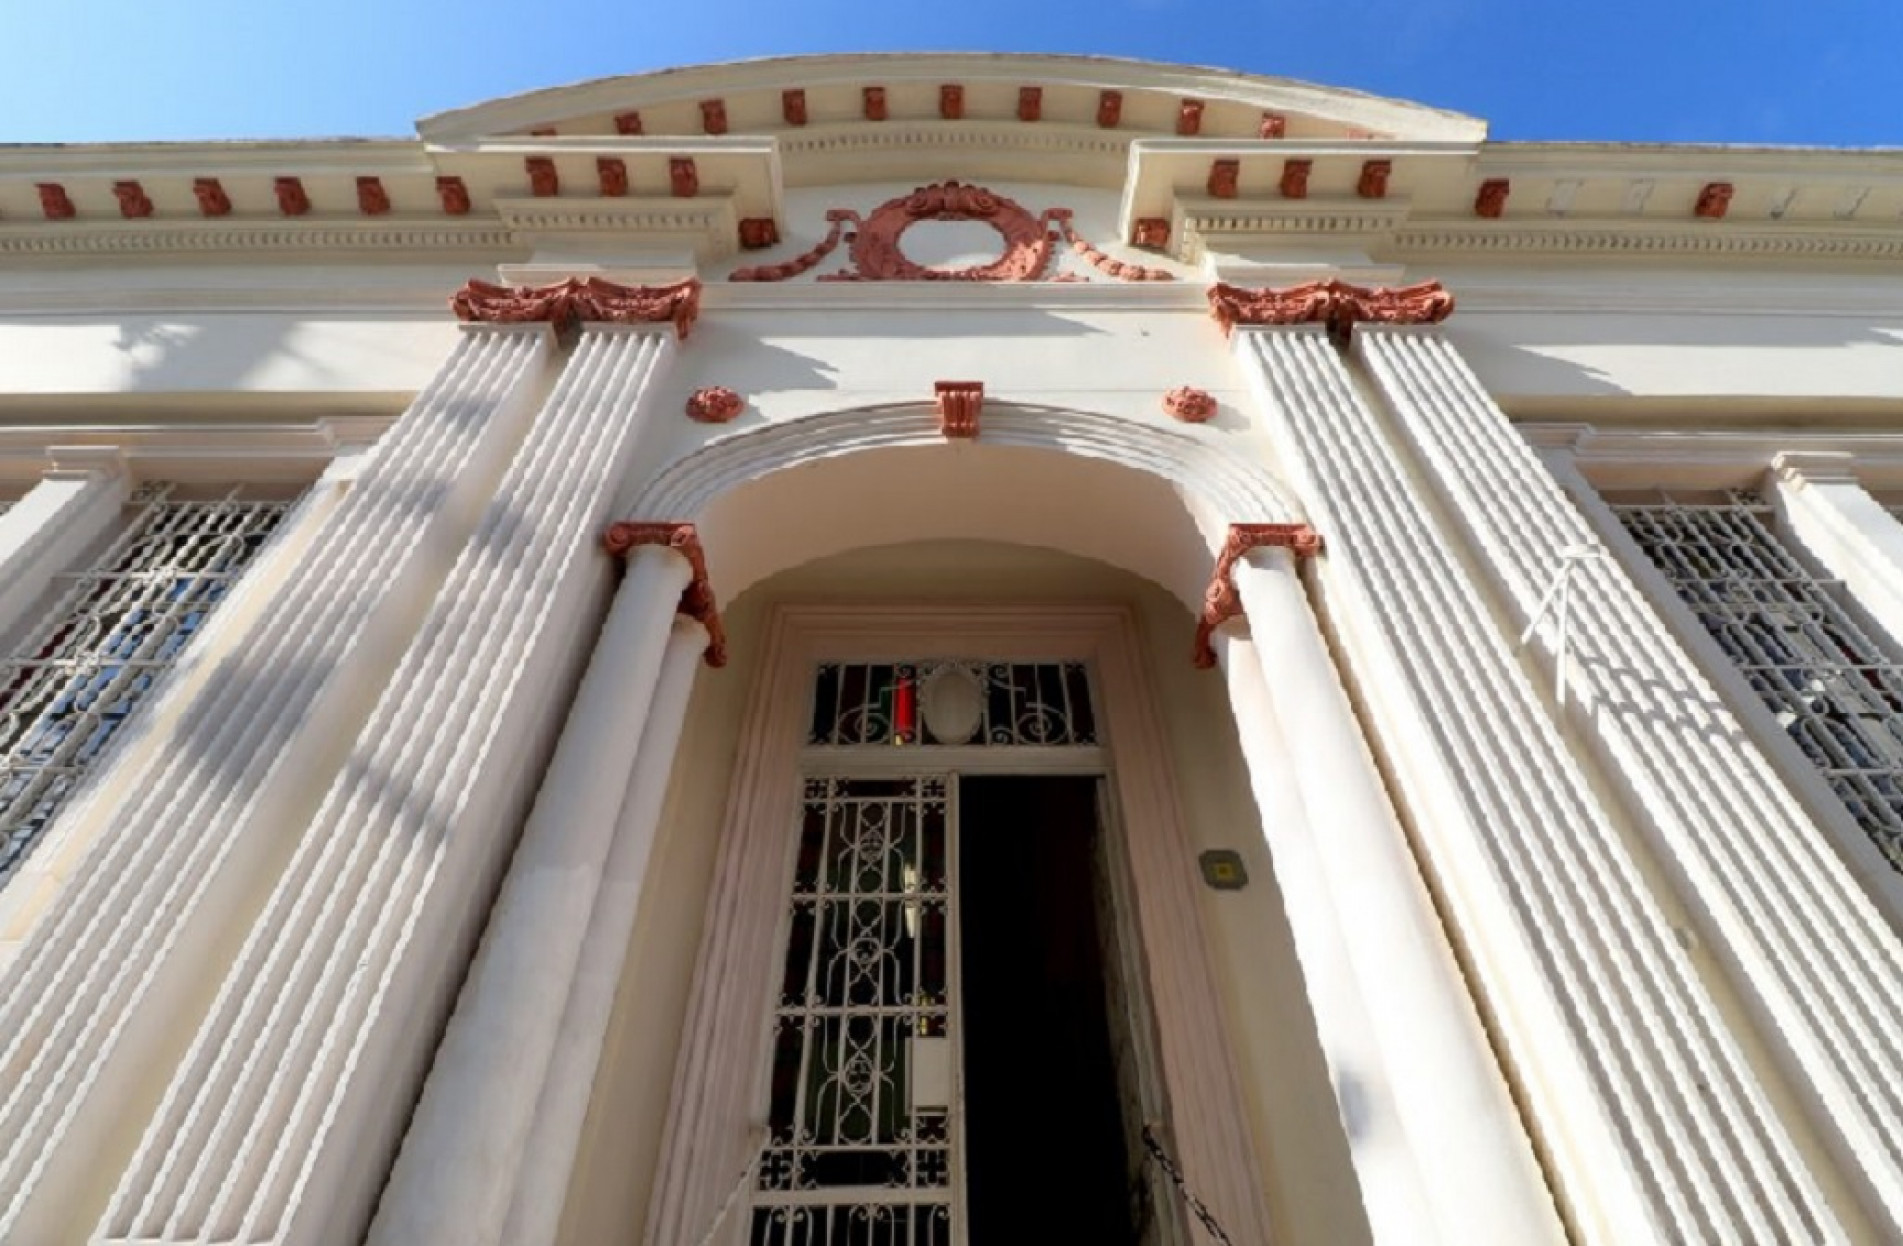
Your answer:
[451,276,702,337]
[1357,159,1392,199]
[526,158,559,198]
[700,99,728,135]
[1194,523,1325,668]
[598,157,629,198]
[1177,100,1205,136]
[1280,159,1311,199]
[738,217,780,249]
[1208,159,1240,199]
[600,521,727,667]
[670,158,699,198]
[193,178,232,217]
[864,86,888,121]
[934,381,983,439]
[1133,218,1170,249]
[1259,112,1287,139]
[685,386,745,423]
[1163,386,1218,423]
[614,111,644,136]
[1209,278,1456,344]
[37,183,76,220]
[1097,90,1123,129]
[940,84,964,120]
[437,176,471,215]
[277,177,312,217]
[113,181,153,219]
[1017,86,1042,122]
[1475,178,1509,219]
[782,90,807,126]
[1696,182,1734,219]
[357,176,391,216]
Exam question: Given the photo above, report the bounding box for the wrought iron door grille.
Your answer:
[1615,490,1903,872]
[808,661,1095,747]
[753,776,953,1246]
[0,485,291,881]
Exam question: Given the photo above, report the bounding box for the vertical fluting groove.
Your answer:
[0,327,551,1243]
[1244,328,1838,1243]
[1359,326,1903,1225]
[98,327,675,1246]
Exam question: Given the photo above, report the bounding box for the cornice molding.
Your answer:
[491,194,736,239]
[1394,220,1903,262]
[0,218,513,258]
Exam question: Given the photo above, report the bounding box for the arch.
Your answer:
[624,402,1307,610]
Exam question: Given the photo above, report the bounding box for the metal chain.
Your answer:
[692,1129,767,1246]
[1141,1123,1237,1246]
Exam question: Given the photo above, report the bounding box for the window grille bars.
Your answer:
[808,661,1095,748]
[0,485,290,881]
[1615,491,1903,873]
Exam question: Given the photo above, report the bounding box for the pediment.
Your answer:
[420,54,1487,192]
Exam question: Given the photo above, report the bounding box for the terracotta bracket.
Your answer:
[601,521,727,667]
[934,381,983,439]
[1194,522,1325,668]
[1209,278,1454,345]
[451,276,701,338]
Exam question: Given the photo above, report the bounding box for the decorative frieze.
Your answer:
[1192,521,1323,667]
[1356,324,1903,1229]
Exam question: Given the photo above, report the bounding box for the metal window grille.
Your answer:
[808,661,1096,748]
[0,485,292,881]
[1615,490,1903,872]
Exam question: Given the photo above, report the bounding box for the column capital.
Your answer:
[1771,449,1861,486]
[451,276,701,338]
[42,444,128,482]
[1209,278,1455,344]
[602,521,727,666]
[1193,521,1325,668]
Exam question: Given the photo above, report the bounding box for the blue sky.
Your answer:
[6,0,1897,146]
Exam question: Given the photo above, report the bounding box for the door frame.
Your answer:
[644,603,1271,1246]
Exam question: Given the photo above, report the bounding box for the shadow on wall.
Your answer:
[1450,313,1903,404]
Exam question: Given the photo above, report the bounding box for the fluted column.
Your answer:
[1354,321,1903,1234]
[501,613,708,1246]
[0,445,129,639]
[1231,310,1844,1244]
[1210,536,1562,1245]
[1770,450,1903,648]
[96,281,701,1246]
[0,319,556,1245]
[366,542,709,1246]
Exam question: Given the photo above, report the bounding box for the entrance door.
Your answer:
[958,776,1140,1244]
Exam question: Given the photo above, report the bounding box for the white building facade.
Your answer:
[1,52,1902,1246]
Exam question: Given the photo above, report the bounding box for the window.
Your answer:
[1613,489,1903,873]
[0,484,293,881]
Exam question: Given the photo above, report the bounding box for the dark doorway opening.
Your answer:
[958,775,1140,1244]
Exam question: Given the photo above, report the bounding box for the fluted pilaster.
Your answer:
[366,555,702,1246]
[96,320,684,1246]
[1357,324,1903,1233]
[1236,324,1842,1243]
[0,324,554,1245]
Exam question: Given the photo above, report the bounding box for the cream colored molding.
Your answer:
[1395,219,1903,261]
[0,139,428,179]
[0,420,392,485]
[1522,426,1903,493]
[494,194,739,259]
[0,218,513,258]
[701,279,1206,312]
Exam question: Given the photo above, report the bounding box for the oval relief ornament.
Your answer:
[685,386,745,423]
[1163,386,1218,423]
[919,665,986,744]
